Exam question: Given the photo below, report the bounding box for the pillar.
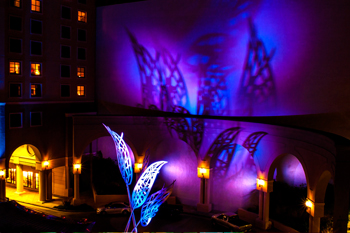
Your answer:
[16,164,23,194]
[308,202,324,233]
[0,179,6,202]
[39,171,46,202]
[255,180,273,230]
[46,170,52,201]
[197,177,212,212]
[72,173,80,206]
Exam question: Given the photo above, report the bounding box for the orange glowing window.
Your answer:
[77,85,85,96]
[31,0,41,12]
[78,10,87,23]
[77,67,85,78]
[31,84,42,97]
[14,0,21,7]
[31,63,41,76]
[9,62,21,75]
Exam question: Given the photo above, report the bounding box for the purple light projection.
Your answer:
[97,0,350,117]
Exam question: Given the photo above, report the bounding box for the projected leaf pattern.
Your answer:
[242,131,267,157]
[164,106,204,155]
[103,124,133,185]
[238,20,276,116]
[127,29,188,111]
[132,161,167,209]
[140,181,175,227]
[208,127,241,179]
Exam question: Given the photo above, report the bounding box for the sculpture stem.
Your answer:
[126,185,137,232]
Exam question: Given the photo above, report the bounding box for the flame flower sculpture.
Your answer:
[103,124,173,233]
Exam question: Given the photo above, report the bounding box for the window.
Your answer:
[9,113,22,128]
[77,48,86,60]
[77,67,85,78]
[30,112,42,127]
[61,46,70,58]
[9,38,22,53]
[78,0,86,4]
[9,84,21,97]
[77,85,85,96]
[31,0,42,13]
[31,41,42,55]
[31,63,41,76]
[78,10,87,23]
[61,26,71,39]
[31,84,42,97]
[10,0,21,8]
[31,20,42,34]
[9,61,21,75]
[78,29,86,41]
[61,65,70,78]
[9,16,22,31]
[61,85,70,97]
[61,6,71,19]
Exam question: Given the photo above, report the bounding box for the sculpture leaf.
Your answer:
[103,124,133,185]
[140,180,175,226]
[132,161,167,209]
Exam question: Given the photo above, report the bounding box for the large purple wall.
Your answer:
[96,0,350,117]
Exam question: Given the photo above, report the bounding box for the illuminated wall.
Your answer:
[97,0,350,116]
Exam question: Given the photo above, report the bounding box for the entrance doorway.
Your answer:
[7,144,42,201]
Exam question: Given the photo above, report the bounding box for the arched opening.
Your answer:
[268,153,309,232]
[80,136,136,207]
[6,144,42,201]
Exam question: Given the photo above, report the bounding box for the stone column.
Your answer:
[197,177,212,212]
[72,173,80,206]
[308,202,324,233]
[255,180,273,230]
[39,170,46,202]
[46,169,52,201]
[16,164,23,193]
[0,179,6,202]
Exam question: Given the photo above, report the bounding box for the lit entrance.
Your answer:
[7,144,42,200]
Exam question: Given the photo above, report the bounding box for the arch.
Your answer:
[10,144,42,166]
[268,153,309,187]
[314,170,332,203]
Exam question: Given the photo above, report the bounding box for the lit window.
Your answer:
[31,63,41,76]
[77,67,85,78]
[11,0,21,8]
[78,10,87,23]
[31,84,42,97]
[77,85,85,96]
[9,62,21,75]
[31,0,41,12]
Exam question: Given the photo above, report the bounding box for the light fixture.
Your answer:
[0,169,5,179]
[197,167,210,179]
[305,199,313,209]
[134,163,143,173]
[73,163,81,174]
[43,160,49,169]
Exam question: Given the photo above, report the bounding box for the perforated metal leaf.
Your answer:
[103,124,133,185]
[140,180,175,226]
[131,161,167,209]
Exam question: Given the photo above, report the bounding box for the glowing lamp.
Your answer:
[43,161,49,169]
[134,163,143,173]
[305,199,312,208]
[0,169,5,179]
[197,167,210,179]
[73,163,81,174]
